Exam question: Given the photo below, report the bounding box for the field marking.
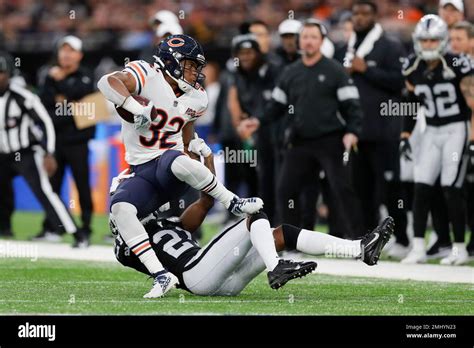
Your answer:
[1,240,473,284]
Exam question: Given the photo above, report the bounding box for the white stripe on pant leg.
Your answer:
[32,147,77,233]
[453,121,470,188]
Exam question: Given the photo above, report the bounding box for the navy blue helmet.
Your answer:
[153,34,206,92]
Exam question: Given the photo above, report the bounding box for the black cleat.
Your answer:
[267,259,317,290]
[360,216,394,266]
[72,228,90,248]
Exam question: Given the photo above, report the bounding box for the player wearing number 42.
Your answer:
[97,34,265,298]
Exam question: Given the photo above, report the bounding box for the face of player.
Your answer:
[281,34,298,54]
[57,44,83,70]
[299,26,323,57]
[250,24,271,54]
[420,38,441,52]
[439,5,463,27]
[237,48,259,71]
[181,59,200,86]
[449,29,470,54]
[352,4,376,33]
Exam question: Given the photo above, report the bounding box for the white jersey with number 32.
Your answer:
[120,60,208,165]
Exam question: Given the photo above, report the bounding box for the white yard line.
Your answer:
[1,240,473,284]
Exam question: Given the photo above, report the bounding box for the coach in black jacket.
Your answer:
[337,1,408,247]
[37,36,95,242]
[248,19,364,238]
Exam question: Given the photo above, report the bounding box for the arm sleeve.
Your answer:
[336,69,363,136]
[362,39,406,93]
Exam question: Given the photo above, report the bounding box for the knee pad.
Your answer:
[281,224,302,250]
[170,154,212,188]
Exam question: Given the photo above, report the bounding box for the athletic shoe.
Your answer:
[72,229,90,249]
[228,196,264,216]
[401,248,427,264]
[360,216,395,266]
[144,270,179,298]
[440,245,469,266]
[426,240,452,259]
[387,242,410,260]
[31,230,62,242]
[267,259,317,290]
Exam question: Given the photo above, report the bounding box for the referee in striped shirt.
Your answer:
[0,51,87,247]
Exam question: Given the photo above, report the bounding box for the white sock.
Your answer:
[170,155,235,208]
[249,218,280,271]
[111,202,164,274]
[412,237,425,252]
[296,229,361,258]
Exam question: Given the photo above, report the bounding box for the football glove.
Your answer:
[133,103,154,134]
[188,137,212,158]
[399,138,412,161]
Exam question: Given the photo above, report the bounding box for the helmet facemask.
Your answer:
[413,15,449,61]
[154,51,206,93]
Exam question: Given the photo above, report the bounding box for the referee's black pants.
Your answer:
[277,133,363,239]
[42,141,93,233]
[0,146,78,234]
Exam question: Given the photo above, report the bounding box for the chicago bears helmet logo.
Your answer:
[167,37,185,47]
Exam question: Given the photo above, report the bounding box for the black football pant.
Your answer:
[42,141,93,233]
[277,133,363,239]
[0,147,77,234]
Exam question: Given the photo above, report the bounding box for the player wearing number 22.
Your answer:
[399,15,474,265]
[97,35,264,298]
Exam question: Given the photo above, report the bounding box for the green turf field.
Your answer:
[1,212,473,315]
[0,258,472,315]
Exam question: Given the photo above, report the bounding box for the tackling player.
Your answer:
[111,138,395,296]
[97,35,264,298]
[399,15,474,265]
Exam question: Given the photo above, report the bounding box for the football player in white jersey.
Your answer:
[98,35,263,298]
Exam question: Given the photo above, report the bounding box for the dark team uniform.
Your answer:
[114,217,200,289]
[404,53,473,127]
[402,52,473,187]
[402,52,473,245]
[114,217,259,295]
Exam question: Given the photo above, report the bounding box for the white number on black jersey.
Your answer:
[152,228,198,259]
[414,82,460,118]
